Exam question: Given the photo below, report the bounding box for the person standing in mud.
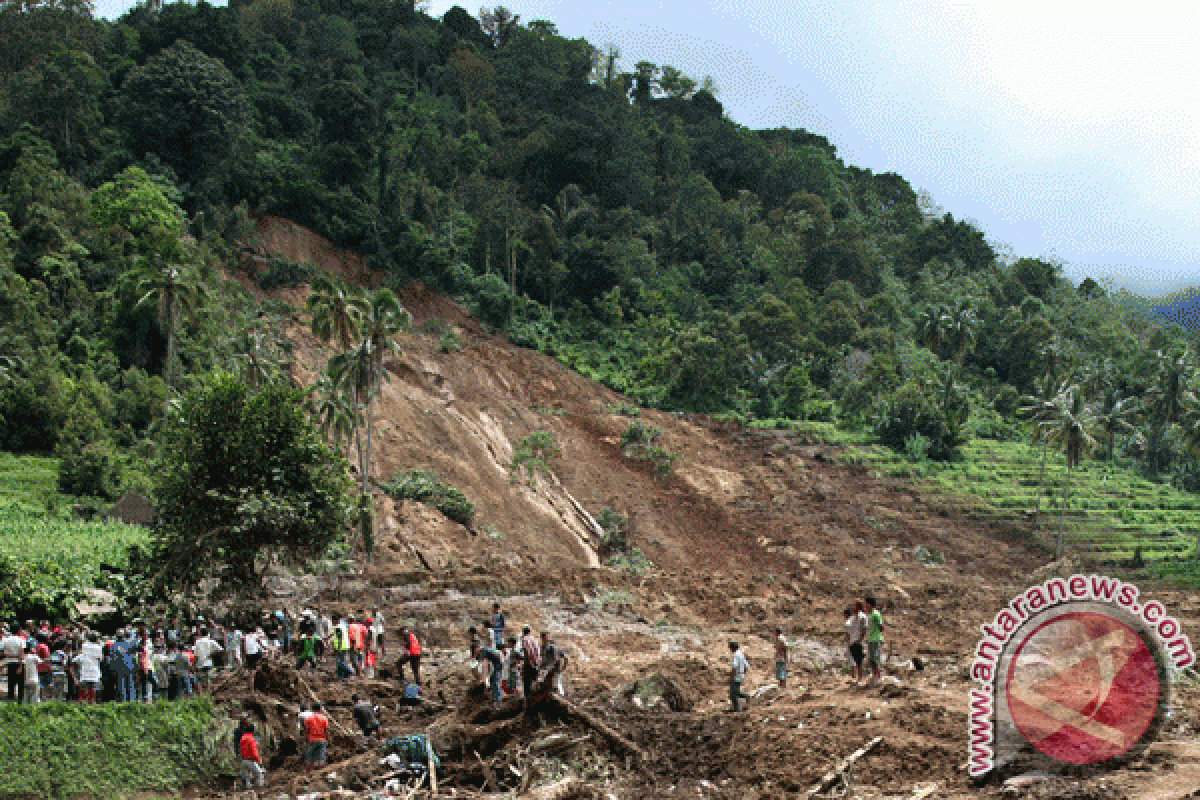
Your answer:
[774,626,789,689]
[490,602,506,649]
[304,702,330,771]
[864,596,885,687]
[728,641,750,712]
[396,626,422,686]
[848,601,867,686]
[519,626,541,702]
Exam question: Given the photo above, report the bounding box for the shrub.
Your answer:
[874,381,966,461]
[256,256,315,290]
[596,507,630,556]
[57,441,123,499]
[621,421,661,447]
[510,431,558,482]
[383,469,476,526]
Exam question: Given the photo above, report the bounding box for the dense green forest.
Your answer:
[2,0,1199,503]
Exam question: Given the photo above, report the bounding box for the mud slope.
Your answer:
[260,217,1043,611]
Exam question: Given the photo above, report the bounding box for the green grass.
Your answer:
[848,436,1200,570]
[0,698,230,799]
[0,453,61,512]
[0,506,149,568]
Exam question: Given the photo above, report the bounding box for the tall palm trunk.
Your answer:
[1057,463,1071,559]
[163,289,176,416]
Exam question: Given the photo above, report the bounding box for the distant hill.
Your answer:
[1112,287,1200,330]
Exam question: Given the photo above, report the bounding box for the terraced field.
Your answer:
[840,437,1200,568]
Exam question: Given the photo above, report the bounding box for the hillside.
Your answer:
[219,218,1200,800]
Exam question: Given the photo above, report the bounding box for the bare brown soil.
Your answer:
[197,219,1200,800]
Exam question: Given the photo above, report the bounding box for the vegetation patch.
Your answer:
[0,698,228,800]
[509,430,559,482]
[383,468,476,526]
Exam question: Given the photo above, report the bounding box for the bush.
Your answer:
[57,441,123,499]
[874,381,966,461]
[596,507,630,556]
[383,469,476,526]
[256,256,315,290]
[510,431,558,481]
[620,421,661,447]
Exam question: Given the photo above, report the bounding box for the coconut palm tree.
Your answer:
[1032,385,1099,557]
[916,304,949,356]
[306,373,358,460]
[307,273,367,350]
[357,288,412,493]
[946,301,978,365]
[133,257,207,416]
[1145,349,1194,475]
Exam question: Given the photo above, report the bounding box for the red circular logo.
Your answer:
[1006,611,1160,765]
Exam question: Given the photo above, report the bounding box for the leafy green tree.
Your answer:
[153,373,353,597]
[6,48,106,168]
[120,40,251,181]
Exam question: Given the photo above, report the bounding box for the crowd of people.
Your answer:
[466,605,571,705]
[0,605,403,705]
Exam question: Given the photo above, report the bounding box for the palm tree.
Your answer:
[946,301,978,365]
[327,344,373,478]
[307,274,367,350]
[1032,385,1098,558]
[916,304,948,356]
[133,257,207,416]
[1145,349,1193,475]
[358,289,412,494]
[1020,380,1069,519]
[306,373,358,460]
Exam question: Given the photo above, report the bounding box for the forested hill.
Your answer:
[0,0,1195,492]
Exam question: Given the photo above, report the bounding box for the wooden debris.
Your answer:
[808,736,883,796]
[541,694,647,767]
[907,782,940,799]
[427,727,439,796]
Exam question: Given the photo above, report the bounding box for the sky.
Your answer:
[94,0,1200,295]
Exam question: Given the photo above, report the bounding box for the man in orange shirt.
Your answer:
[304,701,329,770]
[347,616,367,675]
[239,721,266,788]
[396,627,422,686]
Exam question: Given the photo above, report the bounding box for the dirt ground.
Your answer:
[195,219,1200,799]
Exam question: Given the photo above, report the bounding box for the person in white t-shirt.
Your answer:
[193,629,223,691]
[75,633,104,703]
[22,645,41,705]
[846,601,867,686]
[728,640,750,712]
[225,628,244,669]
[2,625,25,703]
[371,609,386,657]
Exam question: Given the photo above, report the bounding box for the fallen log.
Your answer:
[540,693,647,768]
[807,736,883,796]
[907,783,940,800]
[520,777,593,799]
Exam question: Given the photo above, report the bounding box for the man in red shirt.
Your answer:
[304,702,329,770]
[239,721,266,788]
[396,627,422,686]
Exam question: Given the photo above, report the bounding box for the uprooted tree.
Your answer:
[150,372,354,598]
